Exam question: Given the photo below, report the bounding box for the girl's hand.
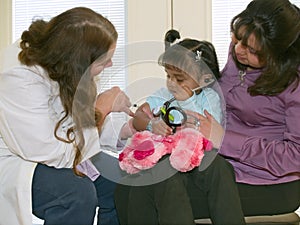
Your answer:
[136,102,153,119]
[96,86,133,117]
[185,109,224,149]
[151,118,173,136]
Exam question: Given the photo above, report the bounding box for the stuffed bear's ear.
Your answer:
[133,140,155,160]
[202,138,213,151]
[169,128,207,172]
[119,131,175,174]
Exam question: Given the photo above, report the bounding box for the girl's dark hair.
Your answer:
[18,7,118,175]
[231,0,300,96]
[159,29,221,82]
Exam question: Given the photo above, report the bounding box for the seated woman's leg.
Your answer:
[237,179,300,216]
[32,163,98,225]
[187,155,246,225]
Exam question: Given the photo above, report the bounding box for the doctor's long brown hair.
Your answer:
[18,7,118,175]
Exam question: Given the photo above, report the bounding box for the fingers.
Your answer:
[140,103,154,119]
[203,109,213,120]
[152,119,173,136]
[124,108,135,117]
[185,110,206,121]
[96,86,135,116]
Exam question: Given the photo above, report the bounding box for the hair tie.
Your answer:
[195,50,202,62]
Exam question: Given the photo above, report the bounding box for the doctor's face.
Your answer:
[90,43,116,76]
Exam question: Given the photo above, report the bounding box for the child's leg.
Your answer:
[187,155,245,225]
[114,183,131,225]
[155,172,195,225]
[126,172,194,225]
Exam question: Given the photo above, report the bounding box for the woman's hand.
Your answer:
[185,109,224,149]
[95,86,133,117]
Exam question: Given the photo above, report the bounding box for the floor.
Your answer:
[32,207,300,224]
[32,207,99,225]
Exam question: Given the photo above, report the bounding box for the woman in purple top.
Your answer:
[186,0,300,222]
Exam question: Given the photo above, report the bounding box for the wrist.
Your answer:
[146,119,153,132]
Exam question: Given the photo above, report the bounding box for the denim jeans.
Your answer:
[32,163,119,225]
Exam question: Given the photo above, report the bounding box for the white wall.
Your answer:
[0,0,211,85]
[126,0,211,101]
[0,0,12,51]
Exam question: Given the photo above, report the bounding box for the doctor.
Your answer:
[0,7,133,225]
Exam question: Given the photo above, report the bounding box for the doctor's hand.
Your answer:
[96,86,134,117]
[185,109,224,149]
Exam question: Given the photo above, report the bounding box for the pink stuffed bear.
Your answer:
[119,128,212,174]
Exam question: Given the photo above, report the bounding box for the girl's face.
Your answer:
[90,42,116,76]
[165,67,199,99]
[232,31,264,69]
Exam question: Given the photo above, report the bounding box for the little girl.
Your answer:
[133,29,223,136]
[115,29,224,225]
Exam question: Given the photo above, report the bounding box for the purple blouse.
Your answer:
[218,48,300,185]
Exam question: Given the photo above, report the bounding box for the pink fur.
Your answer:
[119,131,176,174]
[119,128,212,174]
[170,129,206,172]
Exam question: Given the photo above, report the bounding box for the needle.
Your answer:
[133,83,209,108]
[167,86,203,104]
[192,86,202,92]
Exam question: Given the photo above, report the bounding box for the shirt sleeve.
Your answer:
[99,114,128,152]
[177,88,223,123]
[219,85,300,177]
[0,67,100,168]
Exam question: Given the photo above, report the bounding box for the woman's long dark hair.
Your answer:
[18,7,118,175]
[231,0,300,96]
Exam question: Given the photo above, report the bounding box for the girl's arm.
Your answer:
[132,102,153,131]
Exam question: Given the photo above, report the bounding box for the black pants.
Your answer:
[115,155,300,225]
[186,157,300,223]
[115,155,245,225]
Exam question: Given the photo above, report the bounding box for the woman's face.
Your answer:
[232,31,264,69]
[90,42,116,76]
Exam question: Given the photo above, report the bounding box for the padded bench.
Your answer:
[194,212,300,225]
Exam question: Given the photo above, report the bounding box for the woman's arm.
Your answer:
[219,85,300,177]
[0,67,100,167]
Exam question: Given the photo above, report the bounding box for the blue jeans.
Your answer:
[32,163,119,225]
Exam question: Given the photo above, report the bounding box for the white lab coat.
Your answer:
[0,44,126,225]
